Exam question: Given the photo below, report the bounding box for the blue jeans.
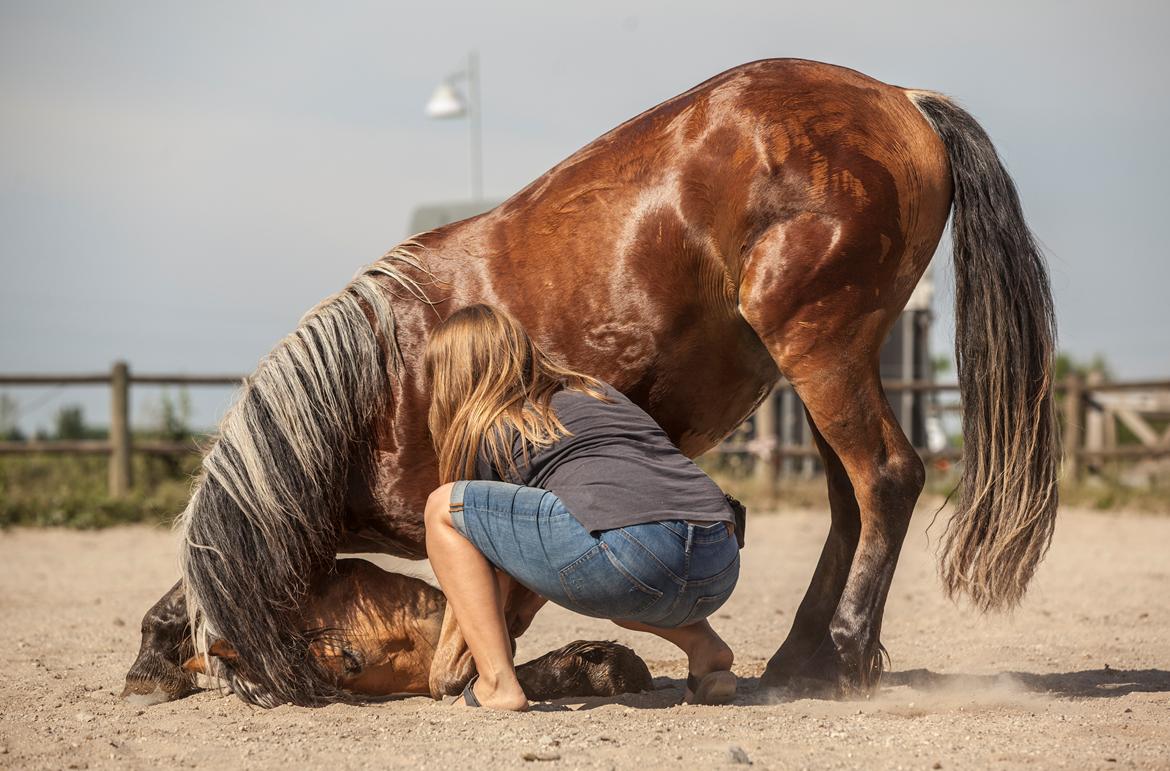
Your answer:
[449,480,740,628]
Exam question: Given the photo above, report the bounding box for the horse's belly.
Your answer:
[635,318,780,458]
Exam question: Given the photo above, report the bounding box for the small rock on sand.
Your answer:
[727,745,752,764]
[521,751,561,762]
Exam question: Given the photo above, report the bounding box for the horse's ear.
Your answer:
[208,638,239,661]
[181,654,208,674]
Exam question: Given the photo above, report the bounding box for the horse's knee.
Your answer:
[424,483,457,528]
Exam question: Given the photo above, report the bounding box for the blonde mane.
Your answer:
[178,243,436,705]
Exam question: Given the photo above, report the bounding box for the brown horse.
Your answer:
[123,560,651,706]
[144,58,1057,707]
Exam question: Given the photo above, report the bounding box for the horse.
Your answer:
[129,57,1057,707]
[123,560,651,706]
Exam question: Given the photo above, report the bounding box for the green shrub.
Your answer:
[0,453,198,529]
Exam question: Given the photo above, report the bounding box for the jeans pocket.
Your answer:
[559,543,664,619]
[674,555,740,627]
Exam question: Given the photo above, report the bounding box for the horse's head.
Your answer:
[181,559,446,704]
[121,581,197,706]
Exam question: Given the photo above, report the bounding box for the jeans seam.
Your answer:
[656,520,731,545]
[599,542,664,601]
[558,544,662,617]
[615,528,685,587]
[680,550,741,589]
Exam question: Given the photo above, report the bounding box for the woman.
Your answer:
[423,304,740,711]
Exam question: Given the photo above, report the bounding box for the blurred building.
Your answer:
[408,200,501,235]
[883,267,934,448]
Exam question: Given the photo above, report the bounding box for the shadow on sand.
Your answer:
[554,668,1170,710]
[884,667,1170,698]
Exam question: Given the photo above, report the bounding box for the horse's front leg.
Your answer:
[427,572,546,698]
[121,580,198,705]
[515,640,653,700]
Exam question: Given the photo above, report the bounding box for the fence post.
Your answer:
[1083,370,1105,472]
[109,361,131,497]
[754,388,777,488]
[1062,372,1084,481]
[778,385,794,478]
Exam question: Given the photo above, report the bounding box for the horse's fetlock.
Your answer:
[827,622,862,660]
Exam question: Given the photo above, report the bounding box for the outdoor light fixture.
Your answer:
[425,51,482,200]
[425,82,466,119]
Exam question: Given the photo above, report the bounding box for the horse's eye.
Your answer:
[341,648,363,675]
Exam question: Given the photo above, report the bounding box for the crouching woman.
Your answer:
[423,304,740,711]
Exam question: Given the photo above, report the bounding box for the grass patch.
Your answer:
[1059,478,1170,514]
[0,453,198,529]
[4,450,1166,530]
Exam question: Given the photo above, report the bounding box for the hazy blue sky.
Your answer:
[2,0,1167,432]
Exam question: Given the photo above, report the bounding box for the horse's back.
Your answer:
[362,59,954,542]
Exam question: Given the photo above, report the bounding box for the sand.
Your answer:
[1,506,1168,770]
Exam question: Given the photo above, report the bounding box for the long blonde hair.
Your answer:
[424,304,608,484]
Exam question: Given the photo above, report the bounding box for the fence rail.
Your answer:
[2,363,1168,497]
[0,362,237,496]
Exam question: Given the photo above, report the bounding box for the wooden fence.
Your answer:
[2,363,1168,497]
[717,373,1170,483]
[0,362,242,497]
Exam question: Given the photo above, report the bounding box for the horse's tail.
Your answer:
[908,91,1059,611]
[178,246,432,706]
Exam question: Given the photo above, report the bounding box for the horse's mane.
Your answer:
[178,242,435,706]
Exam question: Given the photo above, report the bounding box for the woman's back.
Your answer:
[476,382,732,532]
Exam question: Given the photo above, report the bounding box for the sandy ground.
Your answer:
[1,506,1168,770]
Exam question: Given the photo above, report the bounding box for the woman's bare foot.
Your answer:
[682,630,736,704]
[684,629,734,681]
[612,618,736,703]
[455,674,530,711]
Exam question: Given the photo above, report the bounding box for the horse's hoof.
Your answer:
[515,640,653,700]
[760,661,797,690]
[120,676,193,706]
[761,646,876,700]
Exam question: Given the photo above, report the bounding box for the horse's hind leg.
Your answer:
[740,215,928,695]
[761,416,861,688]
[787,368,922,693]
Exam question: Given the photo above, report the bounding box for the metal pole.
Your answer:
[468,50,483,200]
[778,384,794,477]
[900,312,915,445]
[753,389,777,488]
[109,360,131,497]
[1062,372,1084,481]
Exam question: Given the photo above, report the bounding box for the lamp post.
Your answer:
[425,51,483,201]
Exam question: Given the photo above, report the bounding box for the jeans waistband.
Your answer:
[654,519,733,545]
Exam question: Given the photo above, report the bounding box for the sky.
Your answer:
[1,0,1168,433]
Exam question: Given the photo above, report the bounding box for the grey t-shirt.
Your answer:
[474,382,733,532]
